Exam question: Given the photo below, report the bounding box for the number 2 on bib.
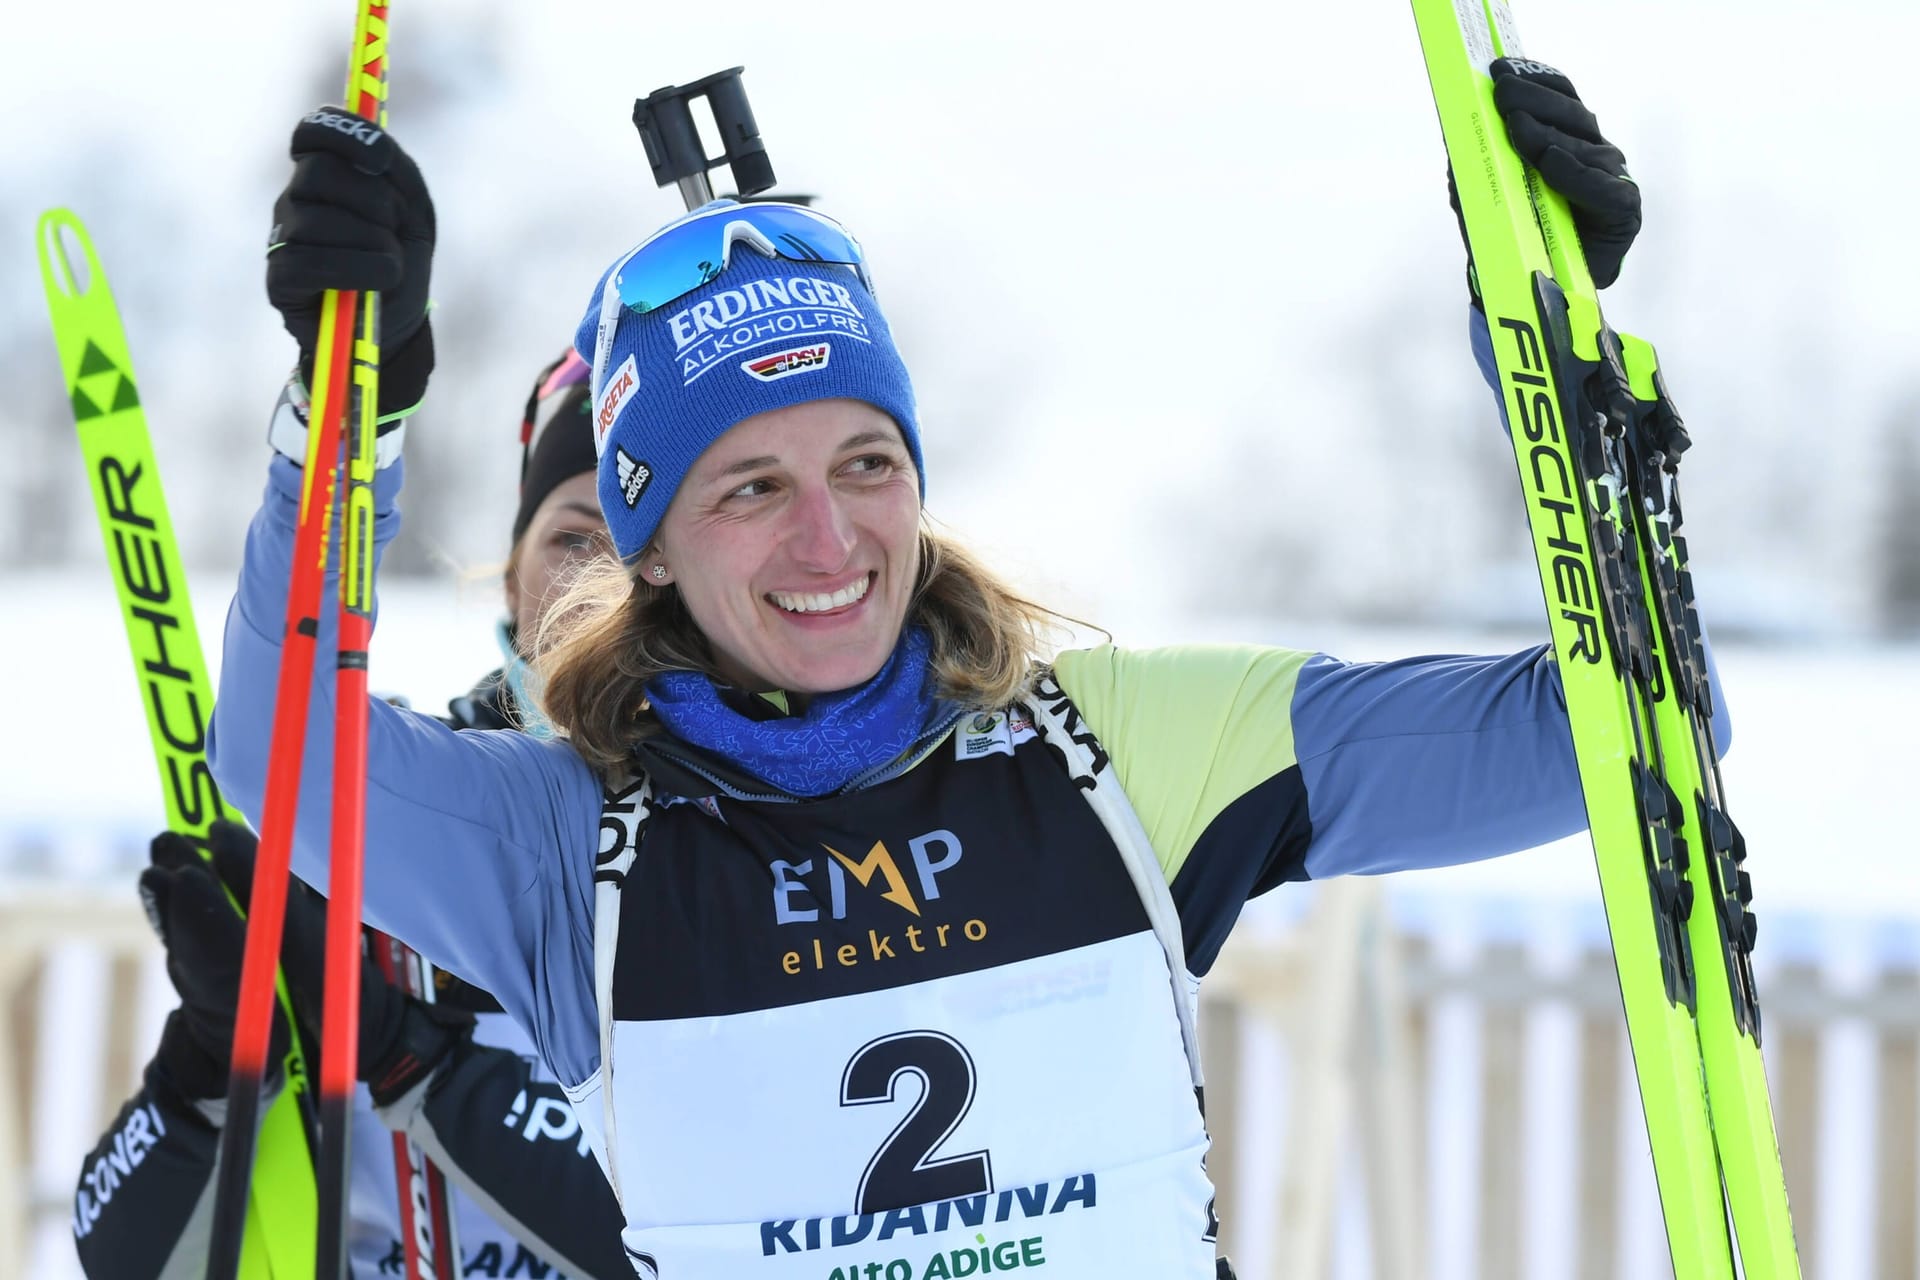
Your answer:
[840,1031,994,1214]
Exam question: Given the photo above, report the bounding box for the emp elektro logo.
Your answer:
[773,830,988,975]
[666,276,869,386]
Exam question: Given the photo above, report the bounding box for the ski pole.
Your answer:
[303,13,461,1277]
[315,1,398,1272]
[207,3,392,1277]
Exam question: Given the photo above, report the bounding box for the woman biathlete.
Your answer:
[211,62,1717,1279]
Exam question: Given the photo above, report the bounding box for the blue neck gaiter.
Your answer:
[645,627,949,798]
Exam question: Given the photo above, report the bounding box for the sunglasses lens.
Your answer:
[611,204,868,317]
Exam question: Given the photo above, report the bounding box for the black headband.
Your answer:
[511,357,599,547]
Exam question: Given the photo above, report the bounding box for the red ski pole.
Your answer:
[207,3,392,1277]
[316,1,396,1272]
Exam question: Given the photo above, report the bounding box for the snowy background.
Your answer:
[2,0,1917,1277]
[4,0,1917,629]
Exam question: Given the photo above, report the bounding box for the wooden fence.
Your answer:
[4,844,1914,1279]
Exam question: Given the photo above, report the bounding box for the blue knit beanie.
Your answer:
[573,229,922,563]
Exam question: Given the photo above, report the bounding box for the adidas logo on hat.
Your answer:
[614,447,652,508]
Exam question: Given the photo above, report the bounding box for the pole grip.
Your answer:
[633,67,776,209]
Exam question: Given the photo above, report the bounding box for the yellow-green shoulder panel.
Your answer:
[1053,644,1314,884]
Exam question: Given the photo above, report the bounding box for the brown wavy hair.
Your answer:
[530,523,1075,774]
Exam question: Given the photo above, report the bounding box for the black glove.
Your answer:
[142,822,473,1109]
[1489,57,1641,288]
[1448,58,1643,302]
[139,830,288,1102]
[266,106,437,417]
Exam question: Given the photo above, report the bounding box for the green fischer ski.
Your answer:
[36,208,320,1280]
[1408,2,1800,1277]
[1615,331,1799,1277]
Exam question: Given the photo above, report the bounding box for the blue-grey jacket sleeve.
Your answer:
[1059,639,1720,976]
[1296,640,1730,880]
[1297,646,1576,877]
[1473,303,1499,402]
[208,450,607,1087]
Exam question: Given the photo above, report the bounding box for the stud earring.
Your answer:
[650,565,668,581]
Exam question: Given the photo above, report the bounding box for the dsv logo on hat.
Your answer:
[741,343,830,382]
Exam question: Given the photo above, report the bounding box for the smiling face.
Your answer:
[649,398,922,695]
[505,471,610,649]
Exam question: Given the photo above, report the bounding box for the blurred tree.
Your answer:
[3,325,77,569]
[1194,273,1501,624]
[1873,386,1920,636]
